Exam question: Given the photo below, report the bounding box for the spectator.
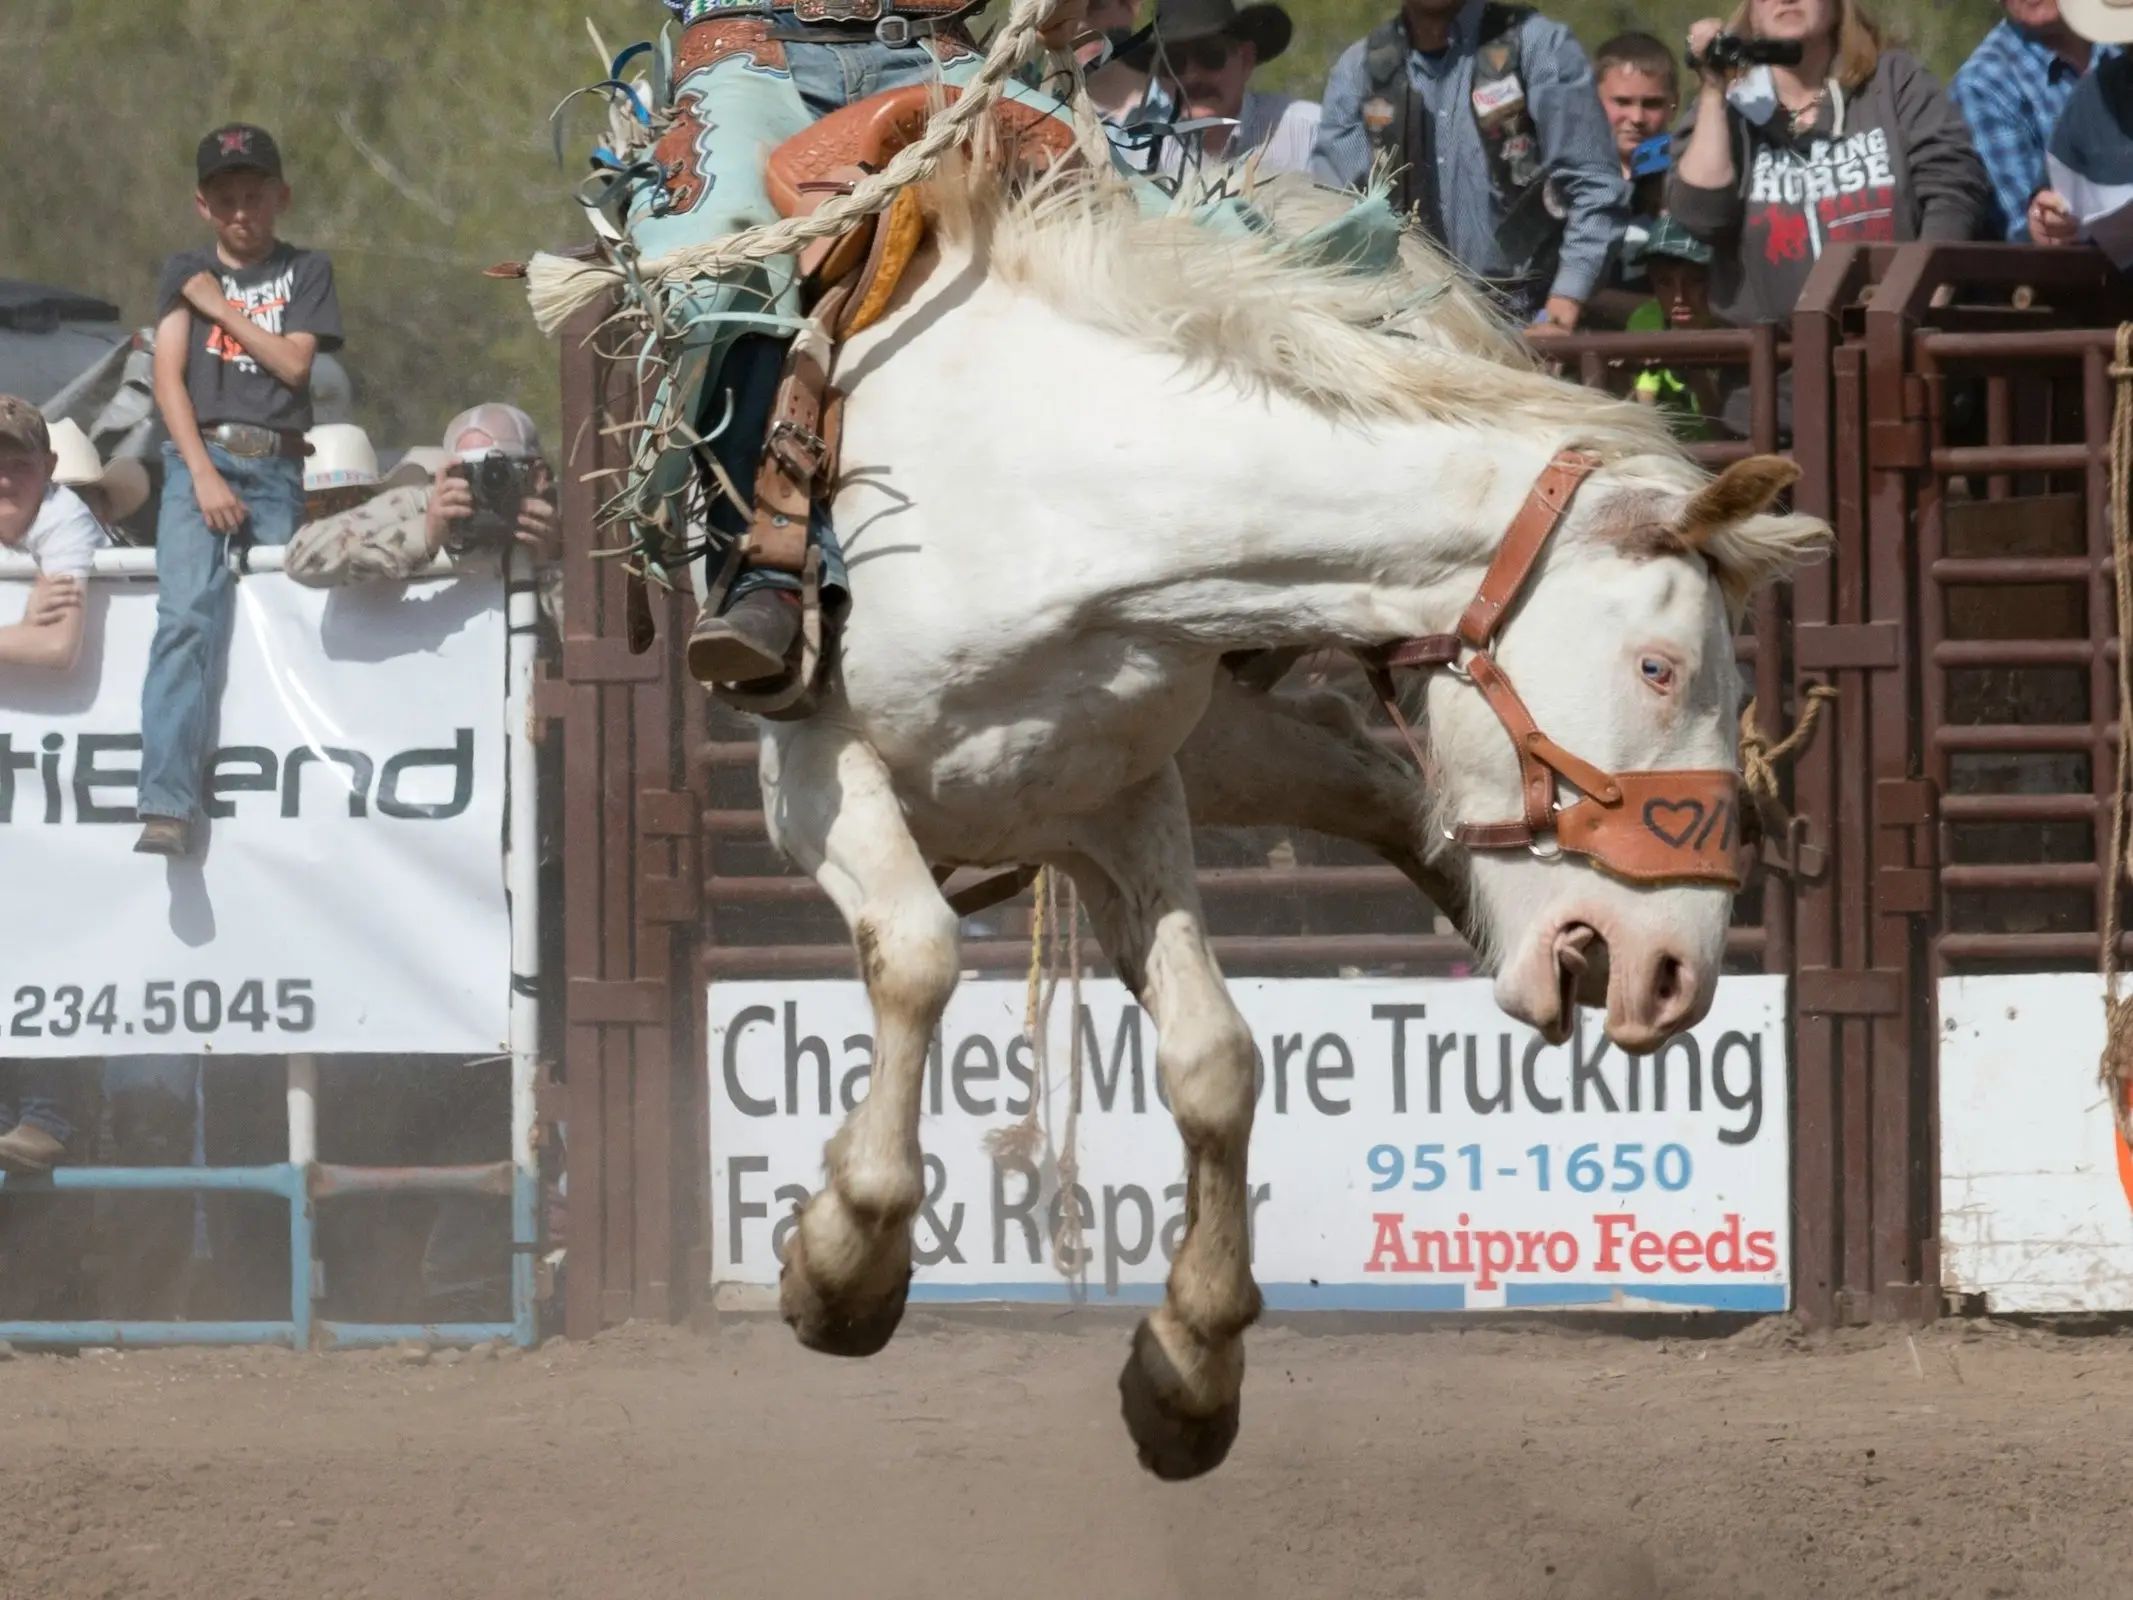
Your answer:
[1627,216,1725,435]
[1596,32,1682,180]
[1151,0,1320,178]
[284,404,555,588]
[0,397,106,1175]
[1669,1,1990,330]
[2029,1,2133,260]
[1954,0,2116,242]
[48,419,150,536]
[300,422,410,523]
[0,396,103,673]
[138,123,342,858]
[1313,0,1628,330]
[1587,132,1680,326]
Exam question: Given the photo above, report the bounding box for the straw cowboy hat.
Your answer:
[47,418,150,522]
[1153,0,1292,62]
[2062,0,2133,44]
[304,424,438,495]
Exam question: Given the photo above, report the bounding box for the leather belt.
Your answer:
[1357,448,1750,889]
[204,423,306,461]
[681,0,972,23]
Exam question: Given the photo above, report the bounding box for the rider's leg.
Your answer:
[1063,764,1262,1481]
[627,24,816,682]
[760,719,961,1355]
[651,28,1074,683]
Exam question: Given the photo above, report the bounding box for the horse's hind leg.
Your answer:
[1065,764,1262,1481]
[761,723,959,1357]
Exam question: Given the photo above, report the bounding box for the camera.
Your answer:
[447,450,542,553]
[1688,33,1806,71]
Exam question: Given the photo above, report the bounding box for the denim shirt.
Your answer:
[1310,0,1626,303]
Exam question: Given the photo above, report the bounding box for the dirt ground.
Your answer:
[1,1311,2129,1600]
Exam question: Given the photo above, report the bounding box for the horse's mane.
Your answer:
[929,160,1690,470]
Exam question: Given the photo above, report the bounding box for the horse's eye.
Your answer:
[1639,656,1675,691]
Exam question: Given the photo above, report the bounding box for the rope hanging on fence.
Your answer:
[2097,324,2133,1148]
[1738,686,1838,864]
[527,0,1075,336]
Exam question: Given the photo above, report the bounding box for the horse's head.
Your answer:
[1428,453,1829,1050]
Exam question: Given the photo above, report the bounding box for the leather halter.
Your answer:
[1358,450,1747,889]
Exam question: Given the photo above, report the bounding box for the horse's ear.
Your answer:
[1675,455,1801,548]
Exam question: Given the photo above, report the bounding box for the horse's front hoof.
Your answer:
[778,1230,910,1358]
[1117,1318,1242,1481]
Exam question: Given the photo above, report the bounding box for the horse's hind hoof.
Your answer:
[1117,1320,1241,1481]
[778,1238,910,1359]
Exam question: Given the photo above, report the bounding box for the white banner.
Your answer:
[709,976,1790,1312]
[0,573,510,1056]
[1941,974,2133,1312]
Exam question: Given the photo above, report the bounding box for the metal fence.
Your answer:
[553,241,2133,1336]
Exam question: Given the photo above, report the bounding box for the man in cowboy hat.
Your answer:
[1150,0,1321,176]
[2027,0,2133,258]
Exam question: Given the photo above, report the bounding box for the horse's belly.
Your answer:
[842,637,1215,859]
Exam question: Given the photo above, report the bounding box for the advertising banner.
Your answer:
[1941,973,2133,1312]
[0,573,510,1056]
[709,976,1790,1312]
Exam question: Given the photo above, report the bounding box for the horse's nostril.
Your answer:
[1653,954,1685,1007]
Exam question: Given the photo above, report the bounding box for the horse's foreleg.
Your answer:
[1066,764,1261,1481]
[762,724,959,1357]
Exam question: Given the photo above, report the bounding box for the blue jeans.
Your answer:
[138,443,304,823]
[0,1060,84,1145]
[628,29,1062,608]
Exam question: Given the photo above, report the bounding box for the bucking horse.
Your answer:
[531,12,1829,1480]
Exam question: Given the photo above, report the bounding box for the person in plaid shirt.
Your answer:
[1952,0,2117,240]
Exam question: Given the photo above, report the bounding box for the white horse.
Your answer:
[751,170,1827,1479]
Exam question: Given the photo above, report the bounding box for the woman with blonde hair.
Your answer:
[1668,0,1989,327]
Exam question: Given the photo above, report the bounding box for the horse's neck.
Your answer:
[841,261,1578,651]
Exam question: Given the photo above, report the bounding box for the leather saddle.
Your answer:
[700,84,1076,719]
[764,83,1078,330]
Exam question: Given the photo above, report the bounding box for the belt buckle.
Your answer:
[874,14,913,43]
[215,424,273,459]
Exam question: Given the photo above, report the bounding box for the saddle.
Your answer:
[702,85,1077,719]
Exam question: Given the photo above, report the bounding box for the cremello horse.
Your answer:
[753,169,1827,1479]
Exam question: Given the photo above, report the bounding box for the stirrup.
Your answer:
[700,545,829,722]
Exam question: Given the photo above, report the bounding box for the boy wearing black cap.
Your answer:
[137,124,342,856]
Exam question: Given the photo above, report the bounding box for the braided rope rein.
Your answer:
[529,0,1073,336]
[2100,324,2133,1148]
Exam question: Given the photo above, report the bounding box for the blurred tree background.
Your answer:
[1,0,1998,447]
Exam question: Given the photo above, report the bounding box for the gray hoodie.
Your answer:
[1665,50,1990,327]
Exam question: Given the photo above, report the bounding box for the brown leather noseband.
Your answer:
[1357,449,1747,889]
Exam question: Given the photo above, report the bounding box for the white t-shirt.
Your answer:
[11,484,109,578]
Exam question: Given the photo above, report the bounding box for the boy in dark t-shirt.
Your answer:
[137,124,342,856]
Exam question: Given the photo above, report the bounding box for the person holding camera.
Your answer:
[282,403,556,588]
[1668,0,1988,331]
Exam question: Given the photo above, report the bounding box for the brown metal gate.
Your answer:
[1785,243,2127,1324]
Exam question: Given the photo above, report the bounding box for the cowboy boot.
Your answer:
[687,589,801,685]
